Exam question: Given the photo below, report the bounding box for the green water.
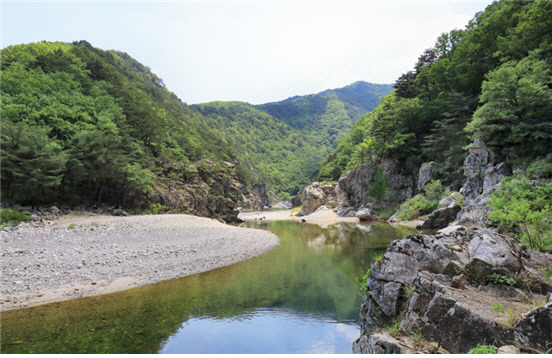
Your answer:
[1,220,416,354]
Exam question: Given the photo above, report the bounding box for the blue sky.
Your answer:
[2,0,493,104]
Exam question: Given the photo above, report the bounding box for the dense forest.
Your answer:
[0,41,389,208]
[318,0,552,184]
[193,82,391,197]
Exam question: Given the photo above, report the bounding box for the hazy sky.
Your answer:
[2,0,493,104]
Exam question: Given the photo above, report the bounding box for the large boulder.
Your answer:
[483,162,511,192]
[296,182,338,216]
[353,333,407,354]
[355,207,378,221]
[421,193,462,229]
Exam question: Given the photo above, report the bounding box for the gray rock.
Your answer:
[353,333,405,354]
[466,230,520,278]
[420,293,514,353]
[438,192,462,209]
[355,207,378,221]
[296,182,338,216]
[514,302,552,353]
[112,209,128,216]
[49,206,61,216]
[417,163,434,191]
[290,196,301,208]
[483,162,511,192]
[355,227,552,353]
[456,186,495,228]
[337,159,414,210]
[451,274,469,289]
[497,345,520,354]
[421,205,461,230]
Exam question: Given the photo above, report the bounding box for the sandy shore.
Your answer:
[239,207,426,230]
[239,207,359,228]
[0,214,279,311]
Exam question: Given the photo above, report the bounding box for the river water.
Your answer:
[1,220,416,354]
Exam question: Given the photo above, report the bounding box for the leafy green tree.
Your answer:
[467,53,552,162]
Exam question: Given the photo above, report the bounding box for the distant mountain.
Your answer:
[257,81,393,147]
[194,82,392,197]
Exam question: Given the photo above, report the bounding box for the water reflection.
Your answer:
[160,308,360,354]
[1,221,416,354]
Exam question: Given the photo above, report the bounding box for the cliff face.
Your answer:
[336,158,415,210]
[149,160,269,222]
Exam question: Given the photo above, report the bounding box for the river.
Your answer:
[1,220,416,354]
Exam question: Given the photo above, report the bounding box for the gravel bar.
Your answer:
[1,214,279,311]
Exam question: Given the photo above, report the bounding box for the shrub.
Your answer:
[369,168,389,201]
[488,175,552,252]
[424,180,446,200]
[372,252,384,264]
[359,268,373,292]
[373,207,396,220]
[396,194,438,221]
[380,319,402,338]
[487,273,516,286]
[539,264,552,279]
[0,209,32,226]
[468,345,498,354]
[142,203,169,215]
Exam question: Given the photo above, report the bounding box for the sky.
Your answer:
[2,0,493,105]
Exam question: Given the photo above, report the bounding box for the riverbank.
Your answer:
[0,214,279,311]
[238,207,426,230]
[239,207,359,227]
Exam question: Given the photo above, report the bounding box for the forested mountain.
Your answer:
[318,0,552,184]
[258,81,392,147]
[0,41,390,212]
[1,41,247,211]
[193,82,391,197]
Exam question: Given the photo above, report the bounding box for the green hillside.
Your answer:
[0,41,391,210]
[0,41,247,209]
[318,0,552,184]
[258,81,392,147]
[194,82,391,198]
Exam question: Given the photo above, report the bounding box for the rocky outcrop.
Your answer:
[151,159,267,222]
[421,192,462,229]
[337,159,415,211]
[355,226,552,354]
[416,163,434,192]
[296,182,338,216]
[456,139,511,227]
[242,184,270,211]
